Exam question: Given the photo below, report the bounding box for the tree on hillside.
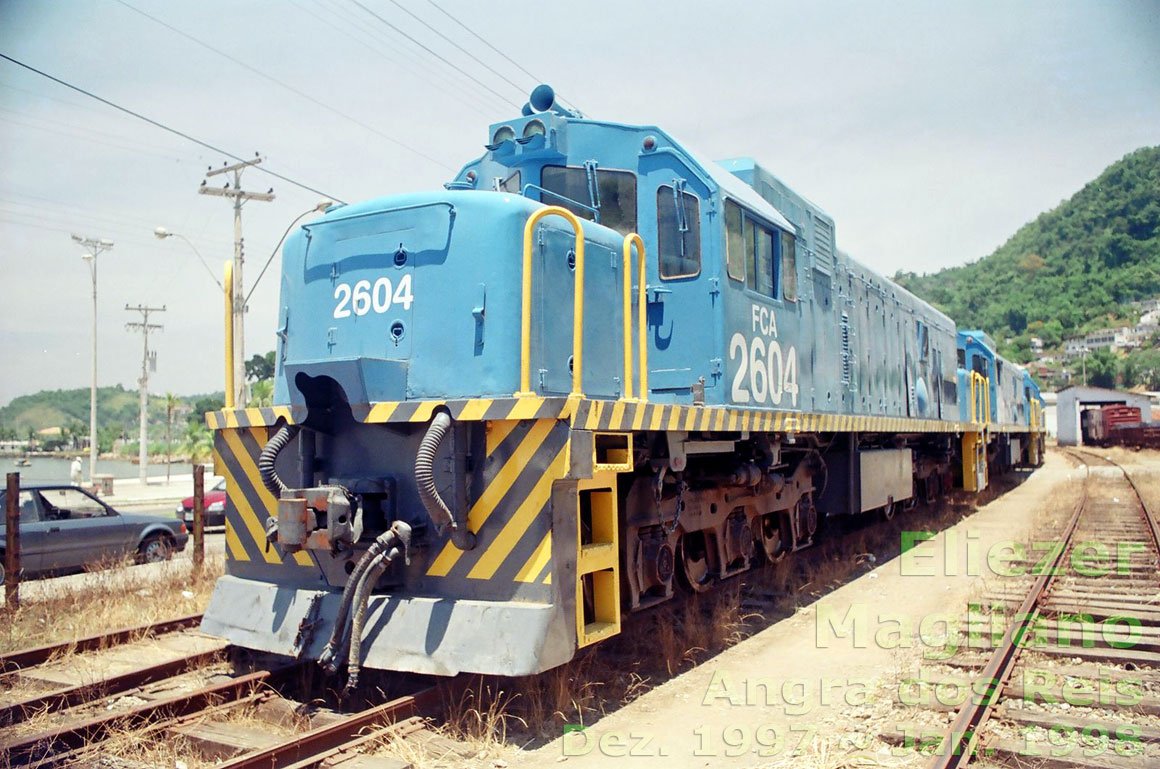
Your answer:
[181,422,213,464]
[1086,348,1118,388]
[895,145,1160,347]
[188,396,224,426]
[248,379,273,408]
[245,351,276,382]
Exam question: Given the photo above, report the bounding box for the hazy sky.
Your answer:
[1,0,1158,406]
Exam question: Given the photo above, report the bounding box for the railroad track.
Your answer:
[0,613,460,768]
[887,449,1160,768]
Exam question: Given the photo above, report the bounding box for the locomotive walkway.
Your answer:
[520,452,1079,767]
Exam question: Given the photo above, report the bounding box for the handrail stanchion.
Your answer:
[516,206,586,399]
[984,375,992,424]
[637,236,647,402]
[621,234,645,401]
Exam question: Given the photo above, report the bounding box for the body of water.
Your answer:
[0,456,182,484]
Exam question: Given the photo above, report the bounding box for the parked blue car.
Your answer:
[0,484,188,584]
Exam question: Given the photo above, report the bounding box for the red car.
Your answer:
[177,476,227,526]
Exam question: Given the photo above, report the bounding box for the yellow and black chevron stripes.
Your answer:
[206,406,295,430]
[570,399,1010,435]
[213,427,313,569]
[425,418,568,587]
[210,396,1043,435]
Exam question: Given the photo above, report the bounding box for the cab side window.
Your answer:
[780,230,797,301]
[657,185,701,278]
[540,165,637,236]
[725,200,793,300]
[725,200,745,281]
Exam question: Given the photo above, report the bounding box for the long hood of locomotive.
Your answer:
[273,190,626,409]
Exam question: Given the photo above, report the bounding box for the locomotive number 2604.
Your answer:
[730,303,799,407]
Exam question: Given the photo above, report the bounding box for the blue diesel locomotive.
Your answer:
[202,86,1044,679]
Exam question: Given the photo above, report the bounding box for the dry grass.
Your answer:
[0,552,224,656]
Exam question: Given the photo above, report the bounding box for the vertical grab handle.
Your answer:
[516,206,586,399]
[622,233,647,401]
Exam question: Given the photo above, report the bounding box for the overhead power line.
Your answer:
[0,52,346,203]
[0,53,343,204]
[385,0,526,97]
[290,0,497,119]
[113,0,456,174]
[346,0,522,110]
[424,0,579,111]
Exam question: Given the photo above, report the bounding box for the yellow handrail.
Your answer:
[223,261,235,410]
[969,372,991,425]
[516,206,586,398]
[622,233,647,401]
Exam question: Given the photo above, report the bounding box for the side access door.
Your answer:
[640,163,716,400]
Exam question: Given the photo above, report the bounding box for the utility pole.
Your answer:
[125,304,165,484]
[199,155,274,407]
[73,234,114,488]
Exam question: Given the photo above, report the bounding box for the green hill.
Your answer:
[0,385,146,436]
[0,386,224,442]
[895,146,1160,362]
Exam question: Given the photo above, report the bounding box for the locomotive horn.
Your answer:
[529,83,555,113]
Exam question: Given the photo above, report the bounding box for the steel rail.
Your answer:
[928,457,1090,769]
[214,681,449,769]
[1074,448,1160,554]
[0,613,203,672]
[0,662,300,762]
[21,692,272,769]
[0,646,226,726]
[273,716,429,769]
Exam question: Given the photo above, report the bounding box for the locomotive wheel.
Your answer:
[759,514,788,562]
[675,532,713,593]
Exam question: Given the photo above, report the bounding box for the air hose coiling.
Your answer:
[259,424,300,497]
[415,412,475,550]
[318,544,380,672]
[345,545,399,691]
[318,523,408,673]
[415,412,454,531]
[317,522,411,689]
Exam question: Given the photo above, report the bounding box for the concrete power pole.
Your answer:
[199,156,274,407]
[72,234,114,487]
[125,305,165,484]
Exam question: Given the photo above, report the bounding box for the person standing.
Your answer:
[71,455,84,486]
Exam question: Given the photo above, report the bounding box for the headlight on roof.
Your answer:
[522,119,545,139]
[492,125,515,144]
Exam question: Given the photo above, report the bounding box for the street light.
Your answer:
[154,202,330,408]
[243,201,332,306]
[153,227,224,290]
[72,233,114,487]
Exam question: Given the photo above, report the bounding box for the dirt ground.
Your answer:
[519,450,1096,768]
